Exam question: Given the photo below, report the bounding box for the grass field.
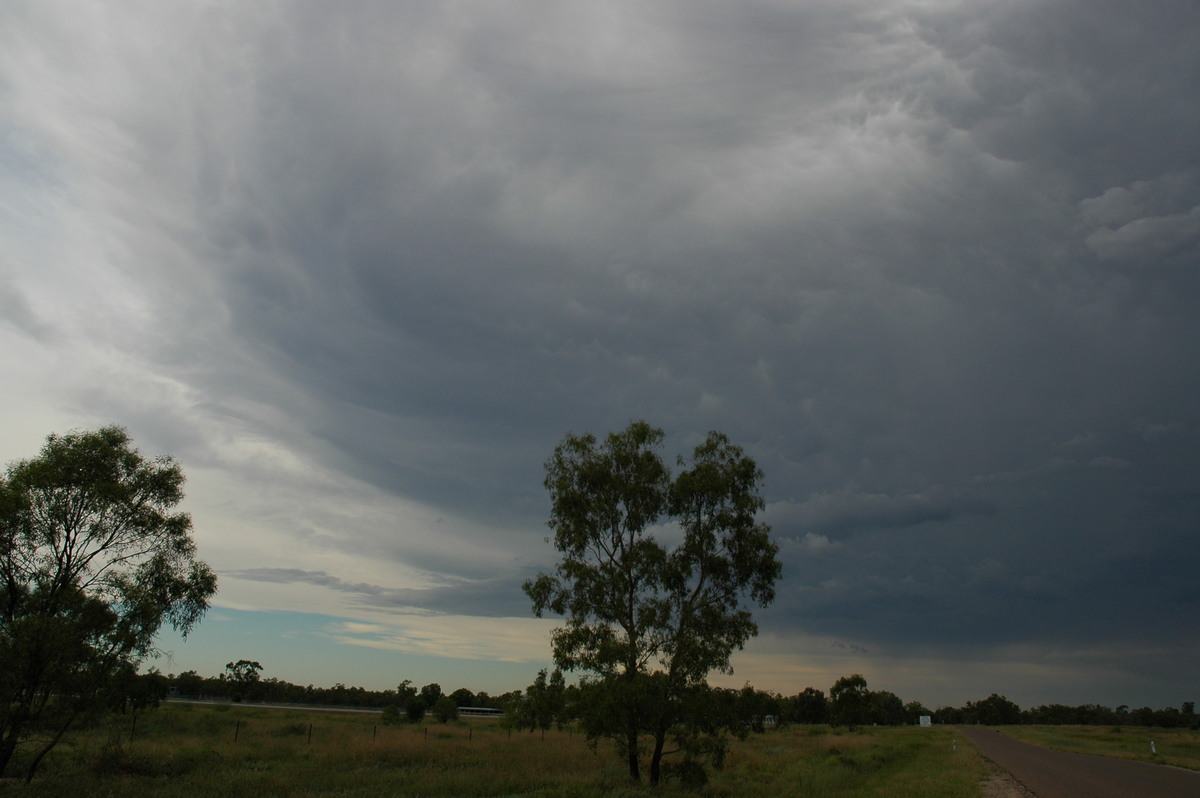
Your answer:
[7,703,993,797]
[996,725,1200,771]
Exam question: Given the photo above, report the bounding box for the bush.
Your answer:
[406,697,427,723]
[432,696,459,723]
[662,758,708,788]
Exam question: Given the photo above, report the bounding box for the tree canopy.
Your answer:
[225,659,264,703]
[0,427,216,780]
[524,421,780,784]
[830,673,872,729]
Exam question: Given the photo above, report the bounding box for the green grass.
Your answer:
[712,727,989,798]
[9,705,993,797]
[996,725,1200,771]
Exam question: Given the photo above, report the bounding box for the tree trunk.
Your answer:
[0,731,19,779]
[621,659,641,781]
[649,730,667,786]
[626,728,641,781]
[23,706,81,783]
[0,699,33,780]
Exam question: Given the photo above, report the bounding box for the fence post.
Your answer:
[235,720,241,742]
[308,724,313,745]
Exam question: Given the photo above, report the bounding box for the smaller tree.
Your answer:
[449,687,476,707]
[787,687,828,725]
[174,670,205,699]
[869,690,906,726]
[659,684,750,785]
[419,683,443,707]
[933,705,964,725]
[736,685,776,733]
[968,693,1021,726]
[396,680,418,704]
[109,667,169,715]
[405,696,427,723]
[512,669,567,733]
[432,696,459,723]
[830,674,871,729]
[904,700,931,725]
[225,660,264,703]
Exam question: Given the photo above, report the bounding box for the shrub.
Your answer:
[662,758,708,788]
[406,697,427,723]
[433,696,459,723]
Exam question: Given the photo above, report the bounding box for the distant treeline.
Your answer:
[719,677,1197,730]
[161,669,1197,730]
[931,695,1198,729]
[166,670,517,710]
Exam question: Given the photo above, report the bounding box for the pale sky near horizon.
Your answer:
[2,0,1198,711]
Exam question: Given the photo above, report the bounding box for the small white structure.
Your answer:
[919,715,932,727]
[459,706,504,717]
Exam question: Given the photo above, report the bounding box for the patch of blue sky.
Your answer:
[149,607,546,695]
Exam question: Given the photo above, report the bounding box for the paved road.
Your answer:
[958,727,1200,798]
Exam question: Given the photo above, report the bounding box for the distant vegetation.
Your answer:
[165,670,518,712]
[10,701,996,797]
[15,699,1199,796]
[8,669,1193,794]
[934,695,1198,729]
[160,666,1198,732]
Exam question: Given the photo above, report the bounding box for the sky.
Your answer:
[2,0,1197,711]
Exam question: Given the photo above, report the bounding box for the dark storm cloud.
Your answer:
[191,1,1200,661]
[4,0,1198,703]
[769,487,996,537]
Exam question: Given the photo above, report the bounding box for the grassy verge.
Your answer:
[715,726,989,797]
[996,725,1200,771]
[8,704,993,797]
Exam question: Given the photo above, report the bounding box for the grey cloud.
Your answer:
[0,275,51,341]
[769,488,995,538]
[1131,419,1187,443]
[225,568,530,619]
[3,0,1199,705]
[911,2,1200,182]
[1079,173,1200,227]
[1085,207,1200,262]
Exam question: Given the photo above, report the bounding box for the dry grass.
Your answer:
[996,725,1200,771]
[10,704,994,797]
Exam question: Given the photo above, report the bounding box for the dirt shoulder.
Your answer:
[978,766,1034,798]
